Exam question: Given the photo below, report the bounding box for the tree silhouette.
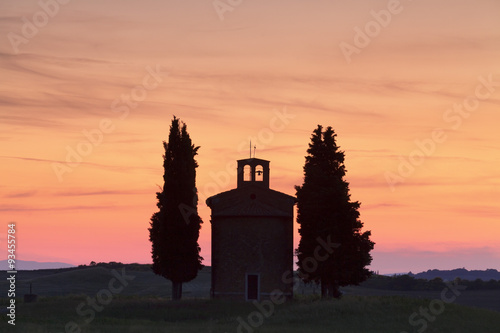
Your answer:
[295,125,374,298]
[149,116,203,300]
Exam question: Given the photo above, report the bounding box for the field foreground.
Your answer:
[2,295,500,333]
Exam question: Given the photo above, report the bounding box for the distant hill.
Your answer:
[1,264,499,313]
[0,259,76,270]
[409,268,500,281]
[0,264,210,298]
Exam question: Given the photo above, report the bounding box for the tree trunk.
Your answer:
[332,282,341,299]
[321,280,329,298]
[172,282,183,300]
[321,280,341,299]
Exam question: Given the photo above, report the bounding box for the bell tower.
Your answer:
[237,158,270,189]
[207,153,296,301]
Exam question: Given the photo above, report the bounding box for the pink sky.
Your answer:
[1,0,499,274]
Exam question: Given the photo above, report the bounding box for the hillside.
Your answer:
[0,265,211,298]
[0,259,76,270]
[409,268,500,281]
[1,264,499,312]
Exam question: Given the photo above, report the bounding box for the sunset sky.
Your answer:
[1,0,499,274]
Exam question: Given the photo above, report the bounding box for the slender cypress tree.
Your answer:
[149,116,203,300]
[295,125,374,298]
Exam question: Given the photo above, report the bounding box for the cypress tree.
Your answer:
[296,125,374,298]
[149,116,203,300]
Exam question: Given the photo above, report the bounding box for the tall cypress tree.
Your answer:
[149,116,203,300]
[295,125,374,298]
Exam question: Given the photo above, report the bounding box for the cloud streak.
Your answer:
[0,155,158,174]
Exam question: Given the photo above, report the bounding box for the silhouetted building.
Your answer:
[206,157,296,301]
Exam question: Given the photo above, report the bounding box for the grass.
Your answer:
[3,294,500,333]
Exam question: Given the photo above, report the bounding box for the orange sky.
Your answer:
[1,0,499,274]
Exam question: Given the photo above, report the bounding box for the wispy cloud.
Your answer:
[0,155,61,164]
[362,203,407,210]
[53,189,151,197]
[3,190,38,198]
[0,204,124,212]
[453,205,499,218]
[0,155,158,174]
[0,114,67,128]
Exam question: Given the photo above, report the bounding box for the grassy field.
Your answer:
[3,294,500,333]
[1,266,499,332]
